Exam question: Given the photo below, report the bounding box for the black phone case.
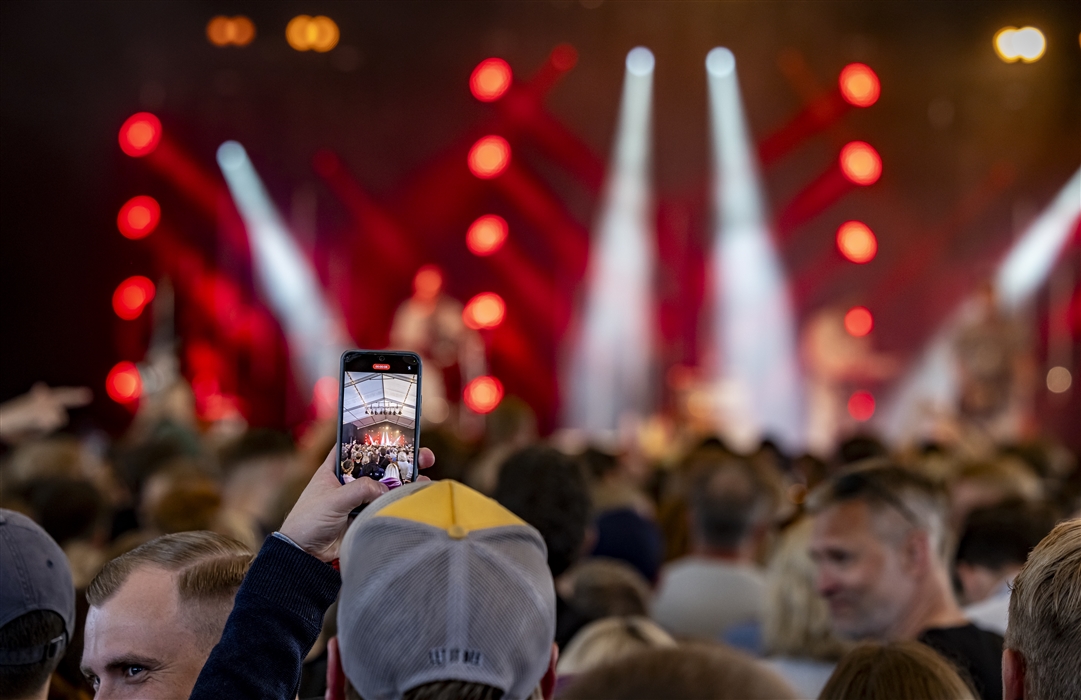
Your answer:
[335,350,423,489]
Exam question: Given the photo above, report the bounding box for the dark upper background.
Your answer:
[2,1,1078,437]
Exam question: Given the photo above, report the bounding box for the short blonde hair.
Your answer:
[1005,518,1081,700]
[87,531,252,645]
[819,641,977,700]
[762,518,848,661]
[557,616,674,677]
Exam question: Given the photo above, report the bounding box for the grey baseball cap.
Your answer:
[338,480,556,700]
[0,509,75,664]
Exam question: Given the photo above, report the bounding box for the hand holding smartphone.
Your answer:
[336,351,422,493]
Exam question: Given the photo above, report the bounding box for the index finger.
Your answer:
[418,447,435,471]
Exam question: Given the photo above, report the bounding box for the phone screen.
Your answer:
[337,351,421,489]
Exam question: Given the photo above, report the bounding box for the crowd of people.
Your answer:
[340,440,415,489]
[0,381,1079,700]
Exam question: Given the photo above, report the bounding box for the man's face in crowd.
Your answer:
[82,567,212,698]
[809,499,917,640]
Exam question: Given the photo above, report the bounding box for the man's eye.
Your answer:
[123,665,147,679]
[84,674,100,691]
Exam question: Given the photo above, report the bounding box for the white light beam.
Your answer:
[707,47,805,451]
[563,46,656,435]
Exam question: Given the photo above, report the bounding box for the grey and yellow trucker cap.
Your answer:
[0,509,75,664]
[338,480,556,700]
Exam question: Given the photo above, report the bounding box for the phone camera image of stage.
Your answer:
[341,371,417,489]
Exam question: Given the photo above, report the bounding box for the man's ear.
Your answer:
[325,636,345,700]
[901,528,932,575]
[1002,648,1026,700]
[540,642,559,700]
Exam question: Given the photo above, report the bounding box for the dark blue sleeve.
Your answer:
[189,535,341,700]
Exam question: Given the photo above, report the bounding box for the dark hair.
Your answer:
[494,446,590,577]
[955,501,1058,571]
[0,610,67,699]
[22,477,103,546]
[837,435,888,466]
[689,459,770,551]
[218,428,294,475]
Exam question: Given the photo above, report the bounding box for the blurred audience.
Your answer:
[652,454,774,640]
[1,375,1078,700]
[819,641,978,700]
[761,518,849,698]
[1003,518,1081,700]
[493,445,592,648]
[556,616,675,680]
[954,501,1058,635]
[807,464,1003,700]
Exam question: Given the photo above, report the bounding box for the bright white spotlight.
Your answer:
[563,47,656,434]
[705,47,735,77]
[995,168,1081,310]
[625,46,655,76]
[706,47,804,451]
[217,140,351,398]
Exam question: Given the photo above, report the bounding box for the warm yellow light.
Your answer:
[994,26,1046,63]
[207,16,255,47]
[286,15,340,52]
[1047,366,1072,393]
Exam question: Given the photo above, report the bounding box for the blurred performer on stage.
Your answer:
[390,265,486,431]
[801,305,898,457]
[953,283,1033,445]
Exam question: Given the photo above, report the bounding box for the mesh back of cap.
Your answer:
[339,499,555,700]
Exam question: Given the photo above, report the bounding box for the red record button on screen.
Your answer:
[373,363,390,370]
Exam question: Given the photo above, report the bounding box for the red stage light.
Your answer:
[117,195,161,239]
[836,221,877,263]
[106,361,143,403]
[468,136,511,179]
[840,142,882,185]
[112,276,156,320]
[463,376,504,414]
[118,112,162,157]
[844,306,874,337]
[848,390,875,421]
[551,43,579,71]
[466,214,508,256]
[470,58,512,102]
[839,63,881,107]
[463,292,506,330]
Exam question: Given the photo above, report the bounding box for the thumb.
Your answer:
[329,476,387,515]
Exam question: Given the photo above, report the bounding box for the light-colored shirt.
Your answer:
[764,657,835,699]
[651,557,765,639]
[964,578,1012,636]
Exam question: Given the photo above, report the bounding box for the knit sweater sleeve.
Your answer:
[189,534,341,700]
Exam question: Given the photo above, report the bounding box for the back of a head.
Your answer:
[1005,518,1081,700]
[807,462,950,560]
[764,518,848,661]
[837,435,888,466]
[955,501,1058,572]
[819,641,977,700]
[494,445,590,577]
[338,480,556,700]
[689,457,771,552]
[0,509,75,700]
[218,428,295,477]
[559,645,798,700]
[87,530,252,646]
[556,616,675,678]
[565,557,652,622]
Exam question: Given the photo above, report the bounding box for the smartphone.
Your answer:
[336,350,422,490]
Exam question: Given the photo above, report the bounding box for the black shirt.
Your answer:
[919,623,1003,700]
